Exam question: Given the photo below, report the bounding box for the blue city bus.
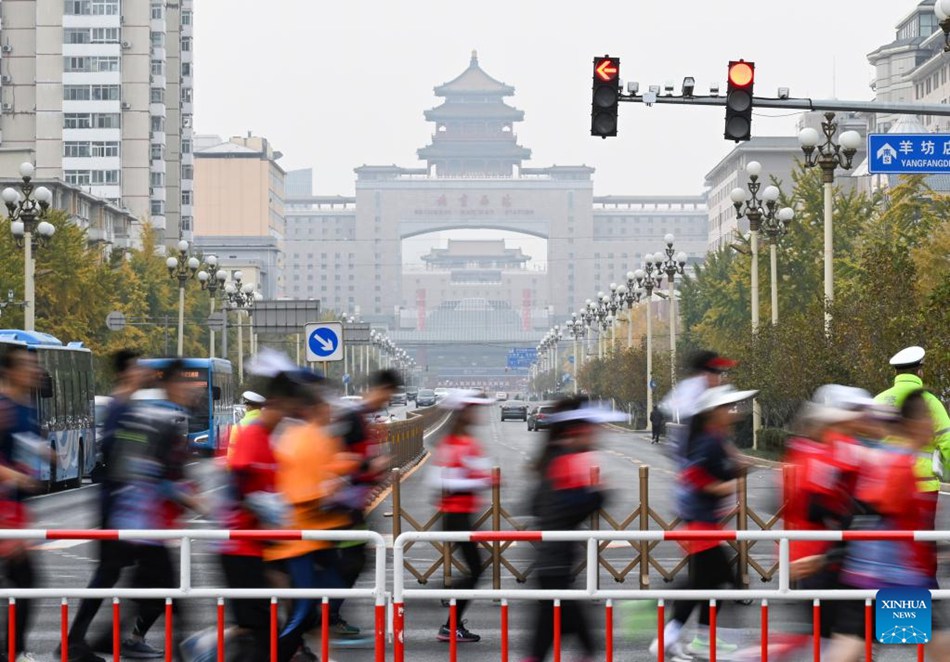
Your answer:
[140,358,235,455]
[0,330,95,489]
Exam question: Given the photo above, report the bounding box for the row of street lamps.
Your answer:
[533,234,688,416]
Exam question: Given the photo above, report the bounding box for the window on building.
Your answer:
[181,88,192,103]
[150,144,163,161]
[150,172,165,187]
[64,28,91,44]
[182,191,192,205]
[151,116,165,132]
[91,85,120,100]
[64,142,91,158]
[150,200,165,216]
[181,216,192,231]
[94,114,121,129]
[64,113,92,129]
[91,0,118,15]
[64,1,90,15]
[64,86,91,101]
[90,170,120,185]
[151,60,164,76]
[181,37,191,52]
[92,57,119,72]
[181,62,191,77]
[181,165,193,180]
[91,141,120,157]
[150,87,165,104]
[64,57,90,73]
[181,10,192,25]
[151,3,163,19]
[181,139,191,154]
[91,27,119,43]
[64,170,91,185]
[150,32,165,48]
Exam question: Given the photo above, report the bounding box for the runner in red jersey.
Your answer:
[430,390,494,644]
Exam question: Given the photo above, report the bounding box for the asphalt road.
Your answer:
[11,406,950,660]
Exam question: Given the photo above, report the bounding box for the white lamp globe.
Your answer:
[746,161,762,177]
[798,127,821,148]
[762,185,780,203]
[177,239,189,253]
[664,233,675,246]
[730,187,748,204]
[10,220,24,237]
[779,207,795,222]
[197,270,209,283]
[18,162,34,179]
[206,255,218,267]
[37,221,55,237]
[166,257,178,270]
[839,130,863,151]
[187,257,200,270]
[2,188,19,205]
[34,186,52,204]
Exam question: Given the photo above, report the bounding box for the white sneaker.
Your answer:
[649,638,685,658]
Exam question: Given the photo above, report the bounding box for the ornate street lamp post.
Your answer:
[659,234,687,385]
[623,272,645,349]
[196,256,226,358]
[730,160,775,334]
[798,113,862,329]
[636,258,663,425]
[2,163,54,332]
[224,271,259,383]
[762,207,796,325]
[566,314,585,395]
[166,240,200,357]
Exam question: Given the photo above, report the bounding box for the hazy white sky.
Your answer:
[194,0,913,198]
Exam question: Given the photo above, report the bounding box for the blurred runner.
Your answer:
[0,346,45,662]
[268,372,359,662]
[522,397,618,662]
[659,350,736,460]
[64,350,150,662]
[430,390,494,644]
[205,374,301,661]
[103,359,206,659]
[650,384,756,660]
[830,389,950,661]
[326,368,400,640]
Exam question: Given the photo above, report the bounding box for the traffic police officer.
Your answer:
[874,346,950,528]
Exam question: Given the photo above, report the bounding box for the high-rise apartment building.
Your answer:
[0,0,194,247]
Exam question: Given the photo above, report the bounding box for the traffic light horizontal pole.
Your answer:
[620,94,950,117]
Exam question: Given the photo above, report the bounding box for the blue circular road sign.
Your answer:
[308,327,340,358]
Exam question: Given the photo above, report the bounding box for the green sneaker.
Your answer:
[688,636,739,657]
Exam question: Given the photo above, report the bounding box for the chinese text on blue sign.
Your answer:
[868,133,950,174]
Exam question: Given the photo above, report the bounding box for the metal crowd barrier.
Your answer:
[392,529,950,662]
[0,529,387,662]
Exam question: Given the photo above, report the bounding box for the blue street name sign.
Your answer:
[868,133,950,174]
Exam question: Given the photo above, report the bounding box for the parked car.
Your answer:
[416,389,437,407]
[500,400,528,422]
[527,404,557,431]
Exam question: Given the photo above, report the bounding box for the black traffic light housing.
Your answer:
[724,60,755,142]
[591,56,620,138]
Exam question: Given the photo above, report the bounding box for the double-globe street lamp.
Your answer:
[635,257,663,423]
[798,113,862,329]
[621,273,645,350]
[2,163,55,332]
[762,207,795,325]
[166,240,201,357]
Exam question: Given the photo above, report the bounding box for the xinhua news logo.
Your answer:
[876,588,932,645]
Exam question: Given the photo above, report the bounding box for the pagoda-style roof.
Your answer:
[417,141,531,161]
[424,101,524,122]
[433,51,515,96]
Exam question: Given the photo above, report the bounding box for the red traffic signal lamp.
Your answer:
[724,60,755,142]
[591,56,620,138]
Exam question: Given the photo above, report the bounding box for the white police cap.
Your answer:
[889,346,925,368]
[242,390,266,405]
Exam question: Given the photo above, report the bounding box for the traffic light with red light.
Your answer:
[724,60,755,142]
[591,56,620,138]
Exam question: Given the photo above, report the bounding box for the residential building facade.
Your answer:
[0,0,194,247]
